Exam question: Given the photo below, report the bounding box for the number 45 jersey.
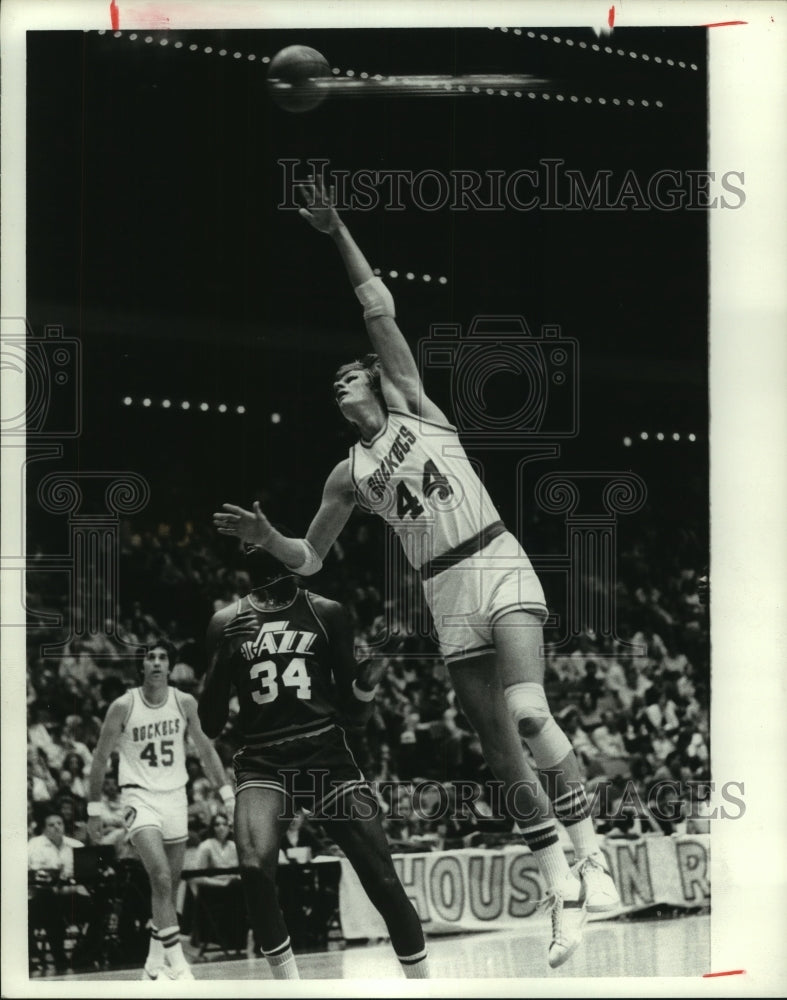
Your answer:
[117,686,190,791]
[349,407,501,569]
[221,589,344,744]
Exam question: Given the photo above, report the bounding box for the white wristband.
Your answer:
[352,679,378,703]
[219,784,235,804]
[354,277,395,320]
[284,539,323,576]
[87,802,102,817]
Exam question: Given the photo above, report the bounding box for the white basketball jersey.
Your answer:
[349,407,501,569]
[117,687,189,791]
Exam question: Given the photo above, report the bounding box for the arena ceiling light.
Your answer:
[121,397,247,413]
[627,431,699,444]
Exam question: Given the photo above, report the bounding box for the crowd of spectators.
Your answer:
[26,505,711,870]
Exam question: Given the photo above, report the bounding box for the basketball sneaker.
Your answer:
[574,852,620,913]
[540,871,587,969]
[166,964,195,981]
[141,964,168,981]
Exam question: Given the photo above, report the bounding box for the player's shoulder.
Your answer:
[302,590,350,625]
[207,599,245,637]
[388,403,456,433]
[110,688,135,712]
[210,600,242,627]
[171,686,197,709]
[103,688,135,725]
[325,457,354,492]
[170,686,197,721]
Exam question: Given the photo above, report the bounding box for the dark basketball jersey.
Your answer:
[220,589,342,743]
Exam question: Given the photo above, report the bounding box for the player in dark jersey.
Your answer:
[198,545,429,981]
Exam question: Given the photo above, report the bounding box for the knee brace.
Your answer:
[504,682,572,770]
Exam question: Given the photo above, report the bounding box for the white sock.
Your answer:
[520,821,572,891]
[565,817,601,860]
[159,924,188,971]
[145,924,165,969]
[264,938,300,980]
[399,948,430,978]
[552,786,599,860]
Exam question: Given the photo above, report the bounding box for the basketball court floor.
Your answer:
[37,913,710,984]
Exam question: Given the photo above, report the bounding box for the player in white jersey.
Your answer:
[87,639,234,981]
[214,184,619,968]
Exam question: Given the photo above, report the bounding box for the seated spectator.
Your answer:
[188,775,216,835]
[558,708,602,778]
[280,813,339,862]
[62,702,103,753]
[59,723,94,773]
[28,745,58,804]
[602,654,629,703]
[60,751,90,800]
[57,637,100,691]
[192,813,239,888]
[93,774,127,847]
[617,664,653,711]
[27,813,90,973]
[661,642,690,677]
[643,687,681,737]
[53,792,88,844]
[590,711,630,766]
[28,706,67,771]
[577,691,604,734]
[579,661,605,701]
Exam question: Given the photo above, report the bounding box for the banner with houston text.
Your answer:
[338,835,709,938]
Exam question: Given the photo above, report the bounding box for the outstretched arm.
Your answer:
[198,608,234,740]
[181,691,235,817]
[299,182,449,423]
[213,458,356,569]
[312,597,385,727]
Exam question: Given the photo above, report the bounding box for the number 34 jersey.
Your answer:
[220,589,343,745]
[349,407,501,570]
[117,686,190,791]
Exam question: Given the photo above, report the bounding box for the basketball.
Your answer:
[266,45,331,113]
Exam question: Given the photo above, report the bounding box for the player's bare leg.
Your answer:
[132,829,193,980]
[493,611,620,912]
[234,786,300,980]
[322,786,429,978]
[449,656,586,967]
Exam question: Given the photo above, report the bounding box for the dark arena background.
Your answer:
[17,19,721,986]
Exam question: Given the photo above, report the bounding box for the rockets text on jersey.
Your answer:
[117,687,189,792]
[349,407,501,569]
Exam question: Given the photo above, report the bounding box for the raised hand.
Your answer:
[297,178,342,234]
[213,501,274,548]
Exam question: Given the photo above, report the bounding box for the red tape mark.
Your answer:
[703,970,745,978]
[608,6,616,28]
[702,20,748,27]
[110,0,119,30]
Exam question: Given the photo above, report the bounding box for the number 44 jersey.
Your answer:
[349,408,501,570]
[221,589,346,745]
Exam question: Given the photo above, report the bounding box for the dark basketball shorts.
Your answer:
[233,722,371,820]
